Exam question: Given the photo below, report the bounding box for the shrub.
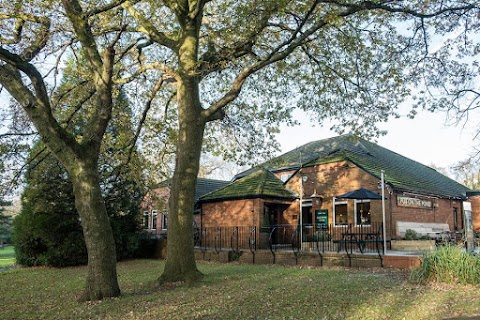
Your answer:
[404,229,419,240]
[410,245,480,285]
[12,204,88,267]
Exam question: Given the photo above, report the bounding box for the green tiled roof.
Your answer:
[194,178,230,201]
[155,178,229,201]
[199,168,296,202]
[237,134,471,199]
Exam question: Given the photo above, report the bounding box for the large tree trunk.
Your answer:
[71,158,120,301]
[160,76,205,284]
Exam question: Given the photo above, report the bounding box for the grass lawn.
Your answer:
[0,245,15,268]
[1,259,480,320]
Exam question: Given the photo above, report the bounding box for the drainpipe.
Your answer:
[381,170,387,255]
[299,176,304,248]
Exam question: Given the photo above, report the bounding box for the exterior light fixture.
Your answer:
[310,189,323,206]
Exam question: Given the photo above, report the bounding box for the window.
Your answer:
[334,199,348,226]
[453,208,458,231]
[280,173,292,182]
[151,210,158,230]
[162,212,168,230]
[302,203,313,226]
[355,200,371,226]
[143,211,149,229]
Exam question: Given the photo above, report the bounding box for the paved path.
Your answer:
[0,265,18,272]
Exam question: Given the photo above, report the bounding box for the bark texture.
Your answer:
[71,158,120,301]
[159,8,206,283]
[160,76,205,283]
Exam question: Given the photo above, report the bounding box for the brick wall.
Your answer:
[139,186,170,235]
[201,198,297,228]
[285,161,394,236]
[389,196,461,237]
[201,199,261,227]
[199,160,464,239]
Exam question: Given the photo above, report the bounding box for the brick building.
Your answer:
[141,178,229,237]
[199,135,477,240]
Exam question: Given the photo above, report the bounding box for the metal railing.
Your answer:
[195,226,252,253]
[194,222,386,256]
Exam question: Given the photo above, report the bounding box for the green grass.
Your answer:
[1,259,480,319]
[0,245,15,268]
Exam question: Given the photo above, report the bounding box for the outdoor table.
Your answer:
[340,231,381,253]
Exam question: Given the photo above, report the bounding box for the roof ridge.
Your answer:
[255,169,268,195]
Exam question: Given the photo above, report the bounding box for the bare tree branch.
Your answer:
[121,0,179,50]
[115,62,179,84]
[0,132,37,138]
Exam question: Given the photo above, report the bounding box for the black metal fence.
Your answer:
[194,222,386,255]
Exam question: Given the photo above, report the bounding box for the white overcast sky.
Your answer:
[277,107,479,170]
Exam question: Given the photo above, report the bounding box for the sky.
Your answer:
[276,107,479,171]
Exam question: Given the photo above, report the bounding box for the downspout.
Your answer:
[389,191,393,240]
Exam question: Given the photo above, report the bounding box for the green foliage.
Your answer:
[411,245,480,285]
[12,63,147,266]
[404,229,419,240]
[12,139,146,266]
[404,229,431,240]
[12,156,88,267]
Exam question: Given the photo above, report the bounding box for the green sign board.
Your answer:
[315,209,328,230]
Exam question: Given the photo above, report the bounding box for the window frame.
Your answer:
[161,211,168,230]
[151,210,158,230]
[333,198,348,227]
[354,200,371,226]
[143,210,149,229]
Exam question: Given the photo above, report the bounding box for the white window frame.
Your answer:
[143,211,149,229]
[162,211,168,230]
[151,210,158,230]
[333,198,348,227]
[354,200,371,226]
[301,199,312,207]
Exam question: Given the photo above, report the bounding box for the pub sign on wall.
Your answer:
[397,196,433,209]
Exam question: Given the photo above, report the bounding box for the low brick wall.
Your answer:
[194,250,231,263]
[193,249,415,269]
[383,255,422,269]
[153,245,421,270]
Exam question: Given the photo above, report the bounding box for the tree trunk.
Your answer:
[159,76,205,284]
[71,159,120,301]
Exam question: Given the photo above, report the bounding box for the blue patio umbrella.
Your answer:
[336,188,384,226]
[336,188,383,200]
[336,186,388,255]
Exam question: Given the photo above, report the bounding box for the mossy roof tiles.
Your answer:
[236,134,470,199]
[199,168,296,202]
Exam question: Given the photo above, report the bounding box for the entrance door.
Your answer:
[302,206,313,225]
[263,204,280,244]
[302,206,313,240]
